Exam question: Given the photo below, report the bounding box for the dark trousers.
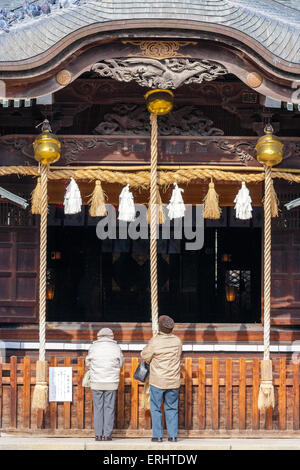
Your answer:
[92,390,116,437]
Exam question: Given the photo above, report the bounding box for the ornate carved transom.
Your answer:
[91,58,228,89]
[93,104,224,136]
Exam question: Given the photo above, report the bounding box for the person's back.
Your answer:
[87,339,123,390]
[141,315,182,443]
[142,332,181,389]
[85,328,123,441]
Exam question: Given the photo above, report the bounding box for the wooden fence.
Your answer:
[0,356,300,436]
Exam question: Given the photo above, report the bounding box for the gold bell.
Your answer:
[145,89,174,116]
[33,120,61,165]
[255,125,283,167]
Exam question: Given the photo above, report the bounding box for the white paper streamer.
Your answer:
[118,184,136,222]
[64,178,82,215]
[234,181,252,220]
[167,183,186,220]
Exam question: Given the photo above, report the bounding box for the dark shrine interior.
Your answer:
[46,207,262,324]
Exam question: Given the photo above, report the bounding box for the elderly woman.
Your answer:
[141,315,182,443]
[85,328,124,441]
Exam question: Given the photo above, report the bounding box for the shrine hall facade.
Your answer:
[0,0,300,436]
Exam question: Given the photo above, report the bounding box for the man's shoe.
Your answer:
[103,436,112,441]
[151,437,163,442]
[95,436,102,441]
[168,437,177,442]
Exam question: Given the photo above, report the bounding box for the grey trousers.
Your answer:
[92,390,117,437]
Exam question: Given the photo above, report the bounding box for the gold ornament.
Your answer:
[33,120,61,165]
[246,72,263,88]
[122,40,196,59]
[145,89,174,115]
[255,125,283,167]
[56,69,72,86]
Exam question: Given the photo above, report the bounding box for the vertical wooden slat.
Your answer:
[0,362,2,429]
[64,357,71,429]
[279,357,286,430]
[265,359,273,430]
[77,357,85,429]
[49,357,57,429]
[293,362,299,430]
[130,357,139,429]
[239,358,246,429]
[225,358,232,430]
[37,409,44,429]
[23,357,31,429]
[198,358,205,430]
[117,364,125,429]
[265,406,273,430]
[185,358,192,429]
[212,358,219,430]
[252,358,259,430]
[10,356,17,429]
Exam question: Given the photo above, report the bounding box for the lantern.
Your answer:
[46,284,55,301]
[226,285,237,303]
[222,254,232,263]
[255,125,283,167]
[33,119,61,165]
[144,89,174,115]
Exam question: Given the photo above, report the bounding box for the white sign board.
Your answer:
[49,367,73,402]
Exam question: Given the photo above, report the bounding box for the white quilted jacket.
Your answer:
[85,337,124,390]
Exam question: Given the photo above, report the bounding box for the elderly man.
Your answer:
[141,315,182,442]
[85,327,124,441]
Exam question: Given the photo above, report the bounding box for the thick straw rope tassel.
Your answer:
[258,165,275,411]
[32,164,49,410]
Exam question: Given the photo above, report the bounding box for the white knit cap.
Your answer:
[97,328,114,338]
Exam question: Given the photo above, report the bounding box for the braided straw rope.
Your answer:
[263,166,272,361]
[1,165,300,185]
[150,113,159,336]
[39,164,48,362]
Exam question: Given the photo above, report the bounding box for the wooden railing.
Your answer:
[0,356,300,436]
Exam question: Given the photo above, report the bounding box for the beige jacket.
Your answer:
[141,332,182,389]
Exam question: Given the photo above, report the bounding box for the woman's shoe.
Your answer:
[103,436,112,441]
[168,437,177,442]
[151,437,163,442]
[95,436,102,441]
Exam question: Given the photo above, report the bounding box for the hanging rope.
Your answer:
[149,113,159,336]
[258,165,275,411]
[263,166,272,361]
[32,163,49,410]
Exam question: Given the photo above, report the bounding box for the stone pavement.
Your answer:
[1,436,300,450]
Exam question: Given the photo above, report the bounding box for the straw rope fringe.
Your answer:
[31,177,41,214]
[88,180,107,217]
[203,179,222,219]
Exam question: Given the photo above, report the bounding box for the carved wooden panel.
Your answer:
[1,134,299,168]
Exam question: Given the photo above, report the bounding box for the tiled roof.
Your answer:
[0,0,300,65]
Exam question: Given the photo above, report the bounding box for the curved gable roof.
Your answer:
[0,0,299,70]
